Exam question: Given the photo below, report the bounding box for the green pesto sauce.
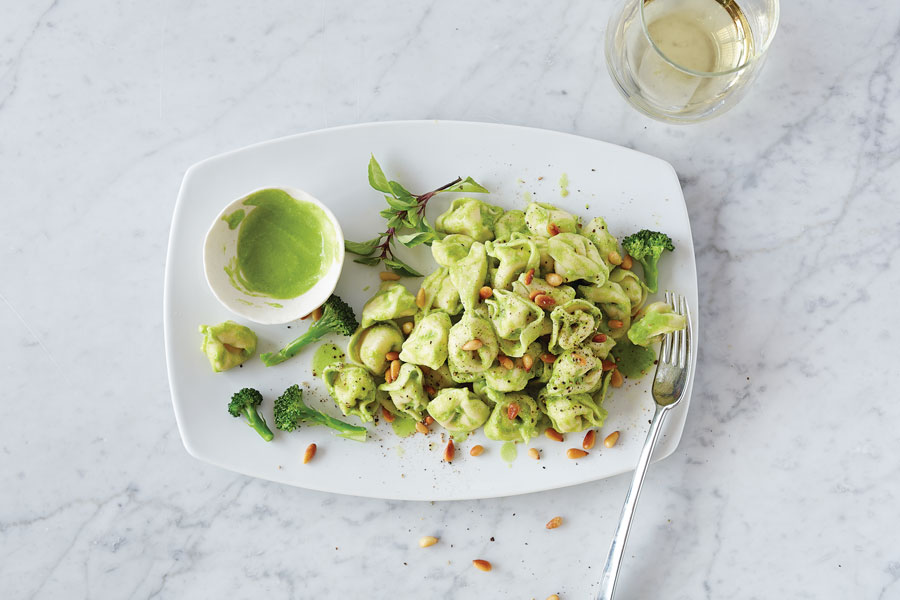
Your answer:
[391,416,418,437]
[312,343,344,377]
[266,302,283,309]
[613,341,657,379]
[222,209,245,230]
[559,173,570,197]
[226,188,338,299]
[500,441,518,464]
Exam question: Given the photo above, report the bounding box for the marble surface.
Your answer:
[2,0,899,598]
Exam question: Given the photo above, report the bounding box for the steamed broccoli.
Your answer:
[621,230,675,294]
[228,388,274,441]
[273,384,367,442]
[260,295,359,367]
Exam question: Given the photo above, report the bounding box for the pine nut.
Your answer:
[601,359,616,371]
[470,444,485,457]
[382,406,395,423]
[608,251,623,266]
[419,536,439,548]
[507,402,520,420]
[528,448,540,460]
[604,431,620,448]
[499,355,514,370]
[522,354,534,371]
[572,353,587,366]
[390,359,401,381]
[547,222,560,236]
[472,559,492,572]
[479,286,493,299]
[540,353,557,364]
[524,268,535,285]
[312,306,323,322]
[303,443,317,464]
[415,288,426,308]
[545,428,563,442]
[608,319,624,329]
[384,367,394,384]
[535,294,556,309]
[425,415,435,425]
[610,370,624,388]
[380,271,401,281]
[444,439,455,462]
[566,448,588,459]
[415,421,429,434]
[547,596,560,600]
[385,351,400,361]
[582,429,596,450]
[621,254,633,270]
[401,321,414,335]
[529,289,543,301]
[461,339,483,351]
[545,272,564,287]
[425,385,436,397]
[300,312,312,320]
[592,333,608,343]
[545,516,562,529]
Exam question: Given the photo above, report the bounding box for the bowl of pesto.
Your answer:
[203,187,344,325]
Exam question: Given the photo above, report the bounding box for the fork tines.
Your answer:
[660,291,691,368]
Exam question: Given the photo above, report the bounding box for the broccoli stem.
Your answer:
[242,406,275,441]
[641,260,660,294]
[305,410,367,442]
[260,328,325,367]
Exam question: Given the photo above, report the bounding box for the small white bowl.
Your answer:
[203,186,345,325]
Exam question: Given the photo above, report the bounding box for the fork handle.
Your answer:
[596,403,670,600]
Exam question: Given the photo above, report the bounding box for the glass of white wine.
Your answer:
[606,0,779,122]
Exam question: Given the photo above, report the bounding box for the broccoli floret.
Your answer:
[273,384,367,442]
[621,230,675,294]
[260,295,359,367]
[228,388,274,441]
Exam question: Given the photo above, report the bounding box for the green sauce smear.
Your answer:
[391,416,418,437]
[500,441,518,464]
[612,340,657,379]
[225,188,338,299]
[222,209,245,230]
[312,343,345,378]
[559,173,570,197]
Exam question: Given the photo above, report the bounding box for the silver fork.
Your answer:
[596,292,693,600]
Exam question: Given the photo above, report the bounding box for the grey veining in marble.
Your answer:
[2,1,899,598]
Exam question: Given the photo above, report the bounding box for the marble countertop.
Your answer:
[2,1,899,598]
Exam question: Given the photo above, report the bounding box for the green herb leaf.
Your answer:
[344,237,381,256]
[384,194,417,211]
[388,181,413,199]
[444,177,489,194]
[396,231,437,248]
[384,258,423,277]
[353,256,383,266]
[367,156,392,194]
[379,208,396,220]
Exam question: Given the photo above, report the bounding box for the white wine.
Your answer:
[608,0,767,120]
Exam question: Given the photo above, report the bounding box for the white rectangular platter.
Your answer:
[164,120,698,500]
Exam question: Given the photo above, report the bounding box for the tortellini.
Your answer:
[447,313,499,382]
[348,321,405,375]
[447,241,488,313]
[485,236,541,290]
[583,216,620,268]
[494,209,529,242]
[426,388,491,434]
[548,233,609,286]
[609,268,647,316]
[422,363,456,391]
[578,279,632,338]
[322,363,380,422]
[540,390,608,433]
[360,282,417,328]
[198,320,257,372]
[482,342,543,391]
[378,363,429,421]
[511,271,576,307]
[483,389,544,443]
[432,234,474,268]
[548,299,604,354]
[435,197,504,242]
[544,348,606,395]
[417,268,461,316]
[627,302,687,347]
[399,311,451,370]
[524,202,578,237]
[485,289,546,358]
